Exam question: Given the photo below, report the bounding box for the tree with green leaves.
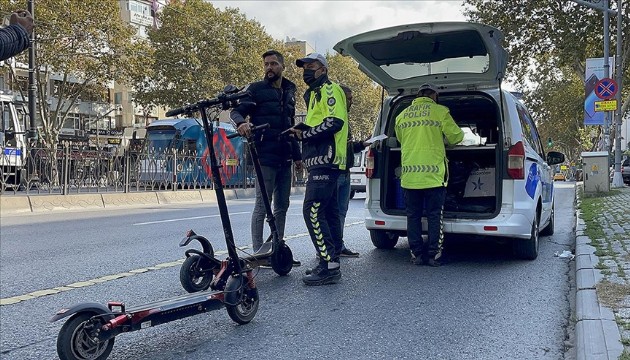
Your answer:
[1,0,147,152]
[463,0,629,160]
[132,0,275,110]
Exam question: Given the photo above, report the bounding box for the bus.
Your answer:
[0,92,28,188]
[139,118,247,188]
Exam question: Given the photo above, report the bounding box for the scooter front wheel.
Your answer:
[225,276,259,324]
[180,254,214,293]
[57,312,114,360]
[271,243,293,276]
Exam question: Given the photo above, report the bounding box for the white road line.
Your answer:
[133,211,250,226]
[0,221,364,306]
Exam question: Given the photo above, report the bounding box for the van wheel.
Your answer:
[540,204,554,236]
[370,230,399,249]
[349,190,356,199]
[513,213,539,260]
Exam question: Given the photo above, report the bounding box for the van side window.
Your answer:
[516,103,544,157]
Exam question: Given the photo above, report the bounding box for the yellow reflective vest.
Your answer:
[302,81,348,171]
[395,96,464,189]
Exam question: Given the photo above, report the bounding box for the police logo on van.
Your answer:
[327,97,336,106]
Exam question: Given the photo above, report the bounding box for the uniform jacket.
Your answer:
[230,77,301,167]
[300,76,348,171]
[395,96,464,189]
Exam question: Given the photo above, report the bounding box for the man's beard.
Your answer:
[266,72,280,82]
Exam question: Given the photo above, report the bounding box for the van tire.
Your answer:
[513,213,539,260]
[540,204,554,236]
[370,230,399,249]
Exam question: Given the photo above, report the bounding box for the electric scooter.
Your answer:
[50,88,260,360]
[179,110,295,293]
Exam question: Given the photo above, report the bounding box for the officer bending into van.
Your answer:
[395,83,463,267]
[289,53,348,285]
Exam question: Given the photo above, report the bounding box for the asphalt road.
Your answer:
[0,183,577,359]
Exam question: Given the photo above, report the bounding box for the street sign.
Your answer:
[595,78,618,99]
[594,99,618,112]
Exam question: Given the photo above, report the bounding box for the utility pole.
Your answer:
[611,0,625,188]
[27,0,37,144]
[603,0,611,153]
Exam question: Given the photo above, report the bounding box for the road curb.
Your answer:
[574,184,624,360]
[0,186,307,214]
[0,195,32,215]
[29,193,104,212]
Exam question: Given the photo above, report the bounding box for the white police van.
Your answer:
[333,22,565,259]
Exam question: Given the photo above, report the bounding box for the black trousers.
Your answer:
[404,186,446,259]
[303,168,342,262]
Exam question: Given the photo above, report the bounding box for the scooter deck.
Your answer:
[241,241,274,266]
[125,289,224,313]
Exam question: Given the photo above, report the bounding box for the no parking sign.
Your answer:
[595,78,618,99]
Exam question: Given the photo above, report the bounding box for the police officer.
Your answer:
[395,83,463,267]
[290,53,348,285]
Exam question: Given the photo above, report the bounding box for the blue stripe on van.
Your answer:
[525,163,539,199]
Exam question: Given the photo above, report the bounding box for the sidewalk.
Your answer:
[575,184,630,360]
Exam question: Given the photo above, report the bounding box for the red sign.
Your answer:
[595,78,618,99]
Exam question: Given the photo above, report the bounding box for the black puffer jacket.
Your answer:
[230,78,301,167]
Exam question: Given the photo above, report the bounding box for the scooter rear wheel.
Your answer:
[270,243,293,276]
[225,276,259,324]
[180,254,214,293]
[57,312,114,360]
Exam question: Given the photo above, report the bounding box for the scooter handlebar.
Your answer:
[227,123,270,139]
[166,90,251,118]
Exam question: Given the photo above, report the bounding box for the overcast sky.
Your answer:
[209,1,467,54]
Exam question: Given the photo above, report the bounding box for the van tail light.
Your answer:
[507,141,525,179]
[366,148,375,178]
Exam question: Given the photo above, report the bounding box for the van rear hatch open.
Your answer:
[333,22,509,92]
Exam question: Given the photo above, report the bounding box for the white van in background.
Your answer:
[349,149,368,199]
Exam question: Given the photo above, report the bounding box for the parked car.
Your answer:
[553,173,566,181]
[349,149,368,199]
[334,22,565,260]
[623,157,630,184]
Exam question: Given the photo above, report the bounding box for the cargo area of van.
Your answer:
[379,92,502,218]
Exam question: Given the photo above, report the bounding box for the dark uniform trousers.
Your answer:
[303,168,342,262]
[404,186,446,258]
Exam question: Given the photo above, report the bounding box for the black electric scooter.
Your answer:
[179,94,295,293]
[50,88,261,360]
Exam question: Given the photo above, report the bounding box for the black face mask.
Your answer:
[302,69,318,86]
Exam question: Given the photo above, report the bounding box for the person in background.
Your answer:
[0,10,34,62]
[290,52,348,286]
[230,50,302,266]
[395,83,463,267]
[337,85,367,257]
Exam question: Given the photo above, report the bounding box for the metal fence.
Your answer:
[0,142,305,195]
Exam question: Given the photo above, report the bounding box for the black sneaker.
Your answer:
[410,251,426,266]
[340,248,360,257]
[304,261,325,275]
[427,258,441,267]
[427,253,442,267]
[302,265,341,286]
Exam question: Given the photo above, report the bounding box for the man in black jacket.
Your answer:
[230,50,303,263]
